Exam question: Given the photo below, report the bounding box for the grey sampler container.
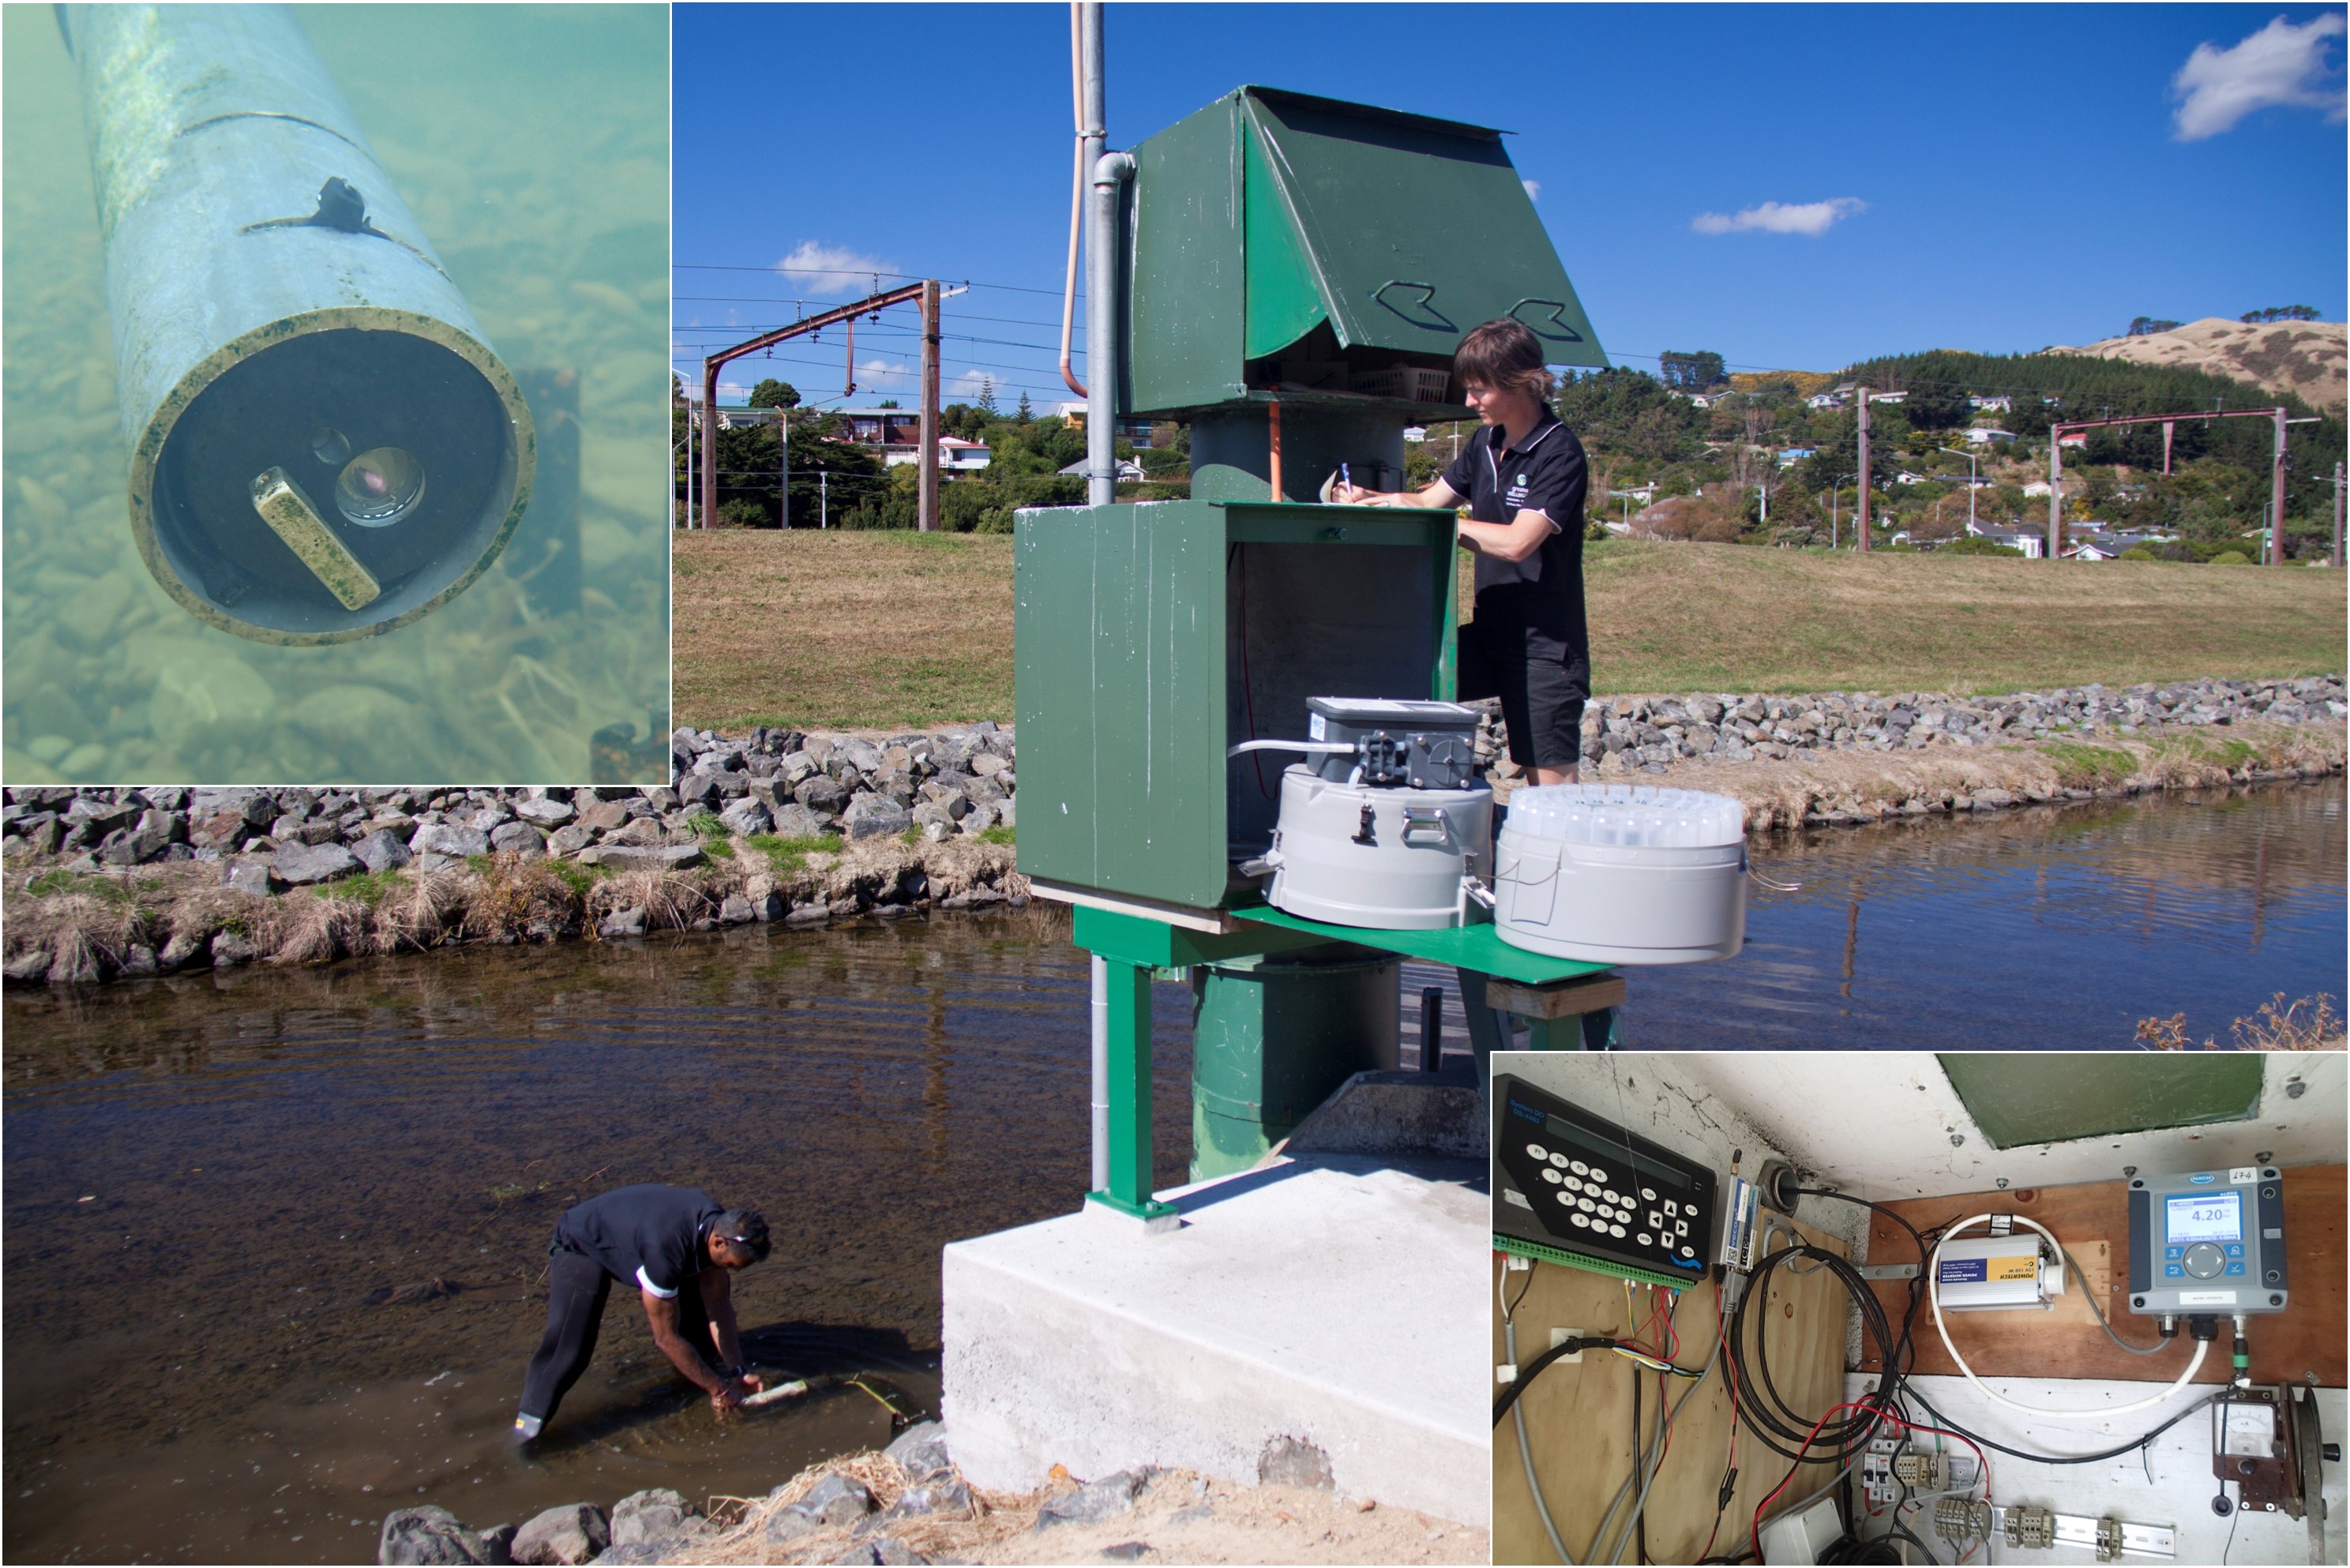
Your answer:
[62,3,535,645]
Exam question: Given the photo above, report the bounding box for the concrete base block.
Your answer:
[941,1153,1488,1525]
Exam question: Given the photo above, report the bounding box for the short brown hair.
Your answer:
[1454,319,1557,400]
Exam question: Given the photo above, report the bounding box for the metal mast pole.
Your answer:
[779,404,789,531]
[1855,389,1871,552]
[1082,2,1129,508]
[919,280,941,531]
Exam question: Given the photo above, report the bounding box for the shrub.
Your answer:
[2207,550,2252,565]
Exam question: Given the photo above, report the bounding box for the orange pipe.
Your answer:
[1268,400,1283,501]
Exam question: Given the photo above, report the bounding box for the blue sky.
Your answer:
[672,3,2348,408]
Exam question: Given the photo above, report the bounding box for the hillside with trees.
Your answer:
[678,338,2345,561]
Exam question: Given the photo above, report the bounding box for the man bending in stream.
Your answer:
[512,1184,770,1441]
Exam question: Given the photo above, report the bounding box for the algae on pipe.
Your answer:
[62,4,534,645]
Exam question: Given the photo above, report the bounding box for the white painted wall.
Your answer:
[1657,1052,2345,1202]
[1844,1372,2345,1566]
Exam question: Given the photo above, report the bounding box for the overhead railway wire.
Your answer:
[675,267,2322,418]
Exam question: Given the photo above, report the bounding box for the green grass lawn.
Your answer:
[674,531,2343,729]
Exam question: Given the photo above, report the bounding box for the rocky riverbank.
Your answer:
[373,1421,1481,1566]
[4,679,2341,987]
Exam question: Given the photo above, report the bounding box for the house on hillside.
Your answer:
[2022,480,2055,498]
[1963,428,2015,445]
[883,436,991,471]
[2063,535,2127,561]
[1969,395,2013,412]
[1806,392,1846,411]
[1969,527,2044,558]
[2057,431,2089,449]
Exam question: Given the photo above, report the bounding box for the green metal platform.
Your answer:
[1233,906,1612,986]
[1070,903,1618,1221]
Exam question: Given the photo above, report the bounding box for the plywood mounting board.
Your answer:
[1493,1213,1850,1566]
[1855,1165,2344,1386]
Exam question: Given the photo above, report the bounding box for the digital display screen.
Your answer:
[1543,1114,1692,1191]
[2166,1191,2242,1244]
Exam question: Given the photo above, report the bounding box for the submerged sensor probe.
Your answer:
[62,5,534,644]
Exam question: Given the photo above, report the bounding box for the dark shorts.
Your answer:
[1458,608,1588,770]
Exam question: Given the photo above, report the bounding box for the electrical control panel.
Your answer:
[2127,1166,2288,1315]
[1492,1072,1717,1289]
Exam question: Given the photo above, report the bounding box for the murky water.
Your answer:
[2,5,670,785]
[3,910,1202,1564]
[1626,778,2347,1046]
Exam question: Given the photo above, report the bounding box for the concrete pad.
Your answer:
[941,1153,1489,1526]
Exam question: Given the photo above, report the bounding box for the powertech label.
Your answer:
[1937,1255,2038,1285]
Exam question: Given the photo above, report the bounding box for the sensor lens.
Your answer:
[310,426,351,465]
[336,447,426,527]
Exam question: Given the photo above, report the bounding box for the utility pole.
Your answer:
[779,403,789,530]
[2333,460,2344,568]
[700,281,929,529]
[2048,422,2063,561]
[919,279,941,532]
[819,469,829,531]
[2268,407,2286,565]
[1855,389,1871,552]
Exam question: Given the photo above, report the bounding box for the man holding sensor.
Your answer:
[512,1183,771,1442]
[1337,318,1589,785]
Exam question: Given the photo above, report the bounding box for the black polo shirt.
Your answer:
[554,1184,723,1299]
[1440,407,1590,603]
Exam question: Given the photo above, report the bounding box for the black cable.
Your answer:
[1491,1335,1705,1426]
[1749,1186,2216,1490]
[1905,1386,2224,1465]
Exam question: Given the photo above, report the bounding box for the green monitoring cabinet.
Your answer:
[1019,83,1616,1211]
[1118,86,1605,503]
[1015,497,1458,921]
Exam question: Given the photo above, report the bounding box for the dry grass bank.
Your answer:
[674,532,1013,732]
[673,531,2342,730]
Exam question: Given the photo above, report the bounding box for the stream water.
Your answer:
[2,909,1196,1565]
[1626,778,2345,1046]
[4,783,2341,1562]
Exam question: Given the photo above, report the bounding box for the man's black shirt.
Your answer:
[554,1184,723,1299]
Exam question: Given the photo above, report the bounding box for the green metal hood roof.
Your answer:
[1236,86,1605,364]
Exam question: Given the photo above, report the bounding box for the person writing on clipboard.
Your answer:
[1335,317,1589,786]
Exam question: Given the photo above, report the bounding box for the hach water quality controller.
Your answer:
[2128,1165,2288,1315]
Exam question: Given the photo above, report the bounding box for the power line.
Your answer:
[674,262,1065,298]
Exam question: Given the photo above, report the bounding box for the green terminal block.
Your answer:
[1494,1232,1705,1293]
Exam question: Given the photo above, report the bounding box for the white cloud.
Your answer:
[2171,13,2346,140]
[951,369,1000,401]
[776,240,899,298]
[1522,178,1541,201]
[852,356,913,393]
[716,381,749,402]
[1691,197,1866,237]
